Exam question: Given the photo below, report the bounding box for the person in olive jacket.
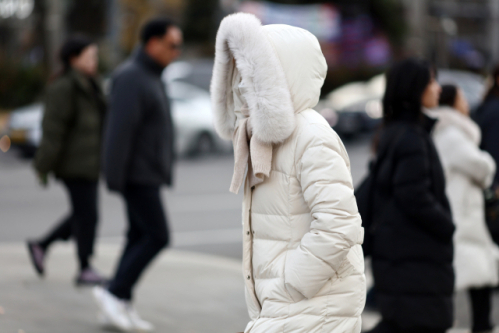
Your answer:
[92,19,182,332]
[365,59,455,333]
[27,36,107,286]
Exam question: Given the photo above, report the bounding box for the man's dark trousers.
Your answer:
[108,184,169,300]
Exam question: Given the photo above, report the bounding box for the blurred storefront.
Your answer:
[0,0,186,110]
[404,0,499,71]
[225,0,398,93]
[0,0,186,65]
[238,1,392,70]
[0,0,405,107]
[4,0,499,110]
[0,0,42,110]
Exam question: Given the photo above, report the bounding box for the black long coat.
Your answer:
[476,96,499,187]
[369,116,455,330]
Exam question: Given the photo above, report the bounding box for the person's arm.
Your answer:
[284,125,363,302]
[435,127,496,189]
[103,72,142,192]
[392,131,455,242]
[33,81,74,174]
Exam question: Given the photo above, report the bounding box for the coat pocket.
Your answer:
[335,256,356,280]
[335,245,364,280]
[284,280,306,303]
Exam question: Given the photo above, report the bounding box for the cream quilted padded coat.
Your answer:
[428,107,498,290]
[211,13,366,333]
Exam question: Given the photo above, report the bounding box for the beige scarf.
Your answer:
[229,70,273,194]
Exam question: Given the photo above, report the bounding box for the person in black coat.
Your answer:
[366,59,455,333]
[93,18,182,332]
[476,65,499,189]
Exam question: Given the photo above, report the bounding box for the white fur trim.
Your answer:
[427,107,481,145]
[210,13,295,144]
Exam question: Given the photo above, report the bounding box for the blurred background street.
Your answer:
[2,135,499,333]
[0,135,372,258]
[0,135,371,333]
[2,0,499,332]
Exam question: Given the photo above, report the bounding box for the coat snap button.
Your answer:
[247,275,251,280]
[246,231,250,235]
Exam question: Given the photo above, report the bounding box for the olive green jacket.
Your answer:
[34,70,106,180]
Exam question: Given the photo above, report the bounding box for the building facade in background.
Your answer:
[404,0,499,71]
[238,1,392,70]
[2,0,499,110]
[0,0,185,109]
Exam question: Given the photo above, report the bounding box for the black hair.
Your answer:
[484,64,499,101]
[59,35,94,74]
[383,58,435,123]
[140,18,175,45]
[439,84,458,107]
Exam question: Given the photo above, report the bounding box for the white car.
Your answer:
[167,80,231,156]
[4,79,231,157]
[5,103,42,156]
[319,69,485,137]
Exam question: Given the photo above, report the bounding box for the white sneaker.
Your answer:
[92,286,133,332]
[126,303,155,332]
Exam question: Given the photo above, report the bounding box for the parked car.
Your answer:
[167,79,231,156]
[4,76,231,158]
[318,69,485,137]
[5,103,42,157]
[318,74,384,137]
[164,59,214,92]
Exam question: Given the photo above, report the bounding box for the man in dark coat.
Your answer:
[475,71,499,246]
[370,116,455,332]
[476,88,499,187]
[93,18,182,332]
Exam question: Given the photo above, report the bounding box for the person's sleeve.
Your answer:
[478,106,499,186]
[435,128,496,189]
[284,128,364,302]
[392,132,455,242]
[103,74,142,192]
[33,82,74,174]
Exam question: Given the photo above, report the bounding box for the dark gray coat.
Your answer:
[103,48,175,192]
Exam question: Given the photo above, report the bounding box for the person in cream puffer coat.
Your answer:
[210,13,366,333]
[429,103,497,291]
[428,84,497,333]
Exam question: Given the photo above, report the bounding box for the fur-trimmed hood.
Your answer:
[210,13,328,144]
[426,107,481,145]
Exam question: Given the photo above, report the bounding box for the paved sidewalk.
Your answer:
[0,241,249,333]
[0,241,489,333]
